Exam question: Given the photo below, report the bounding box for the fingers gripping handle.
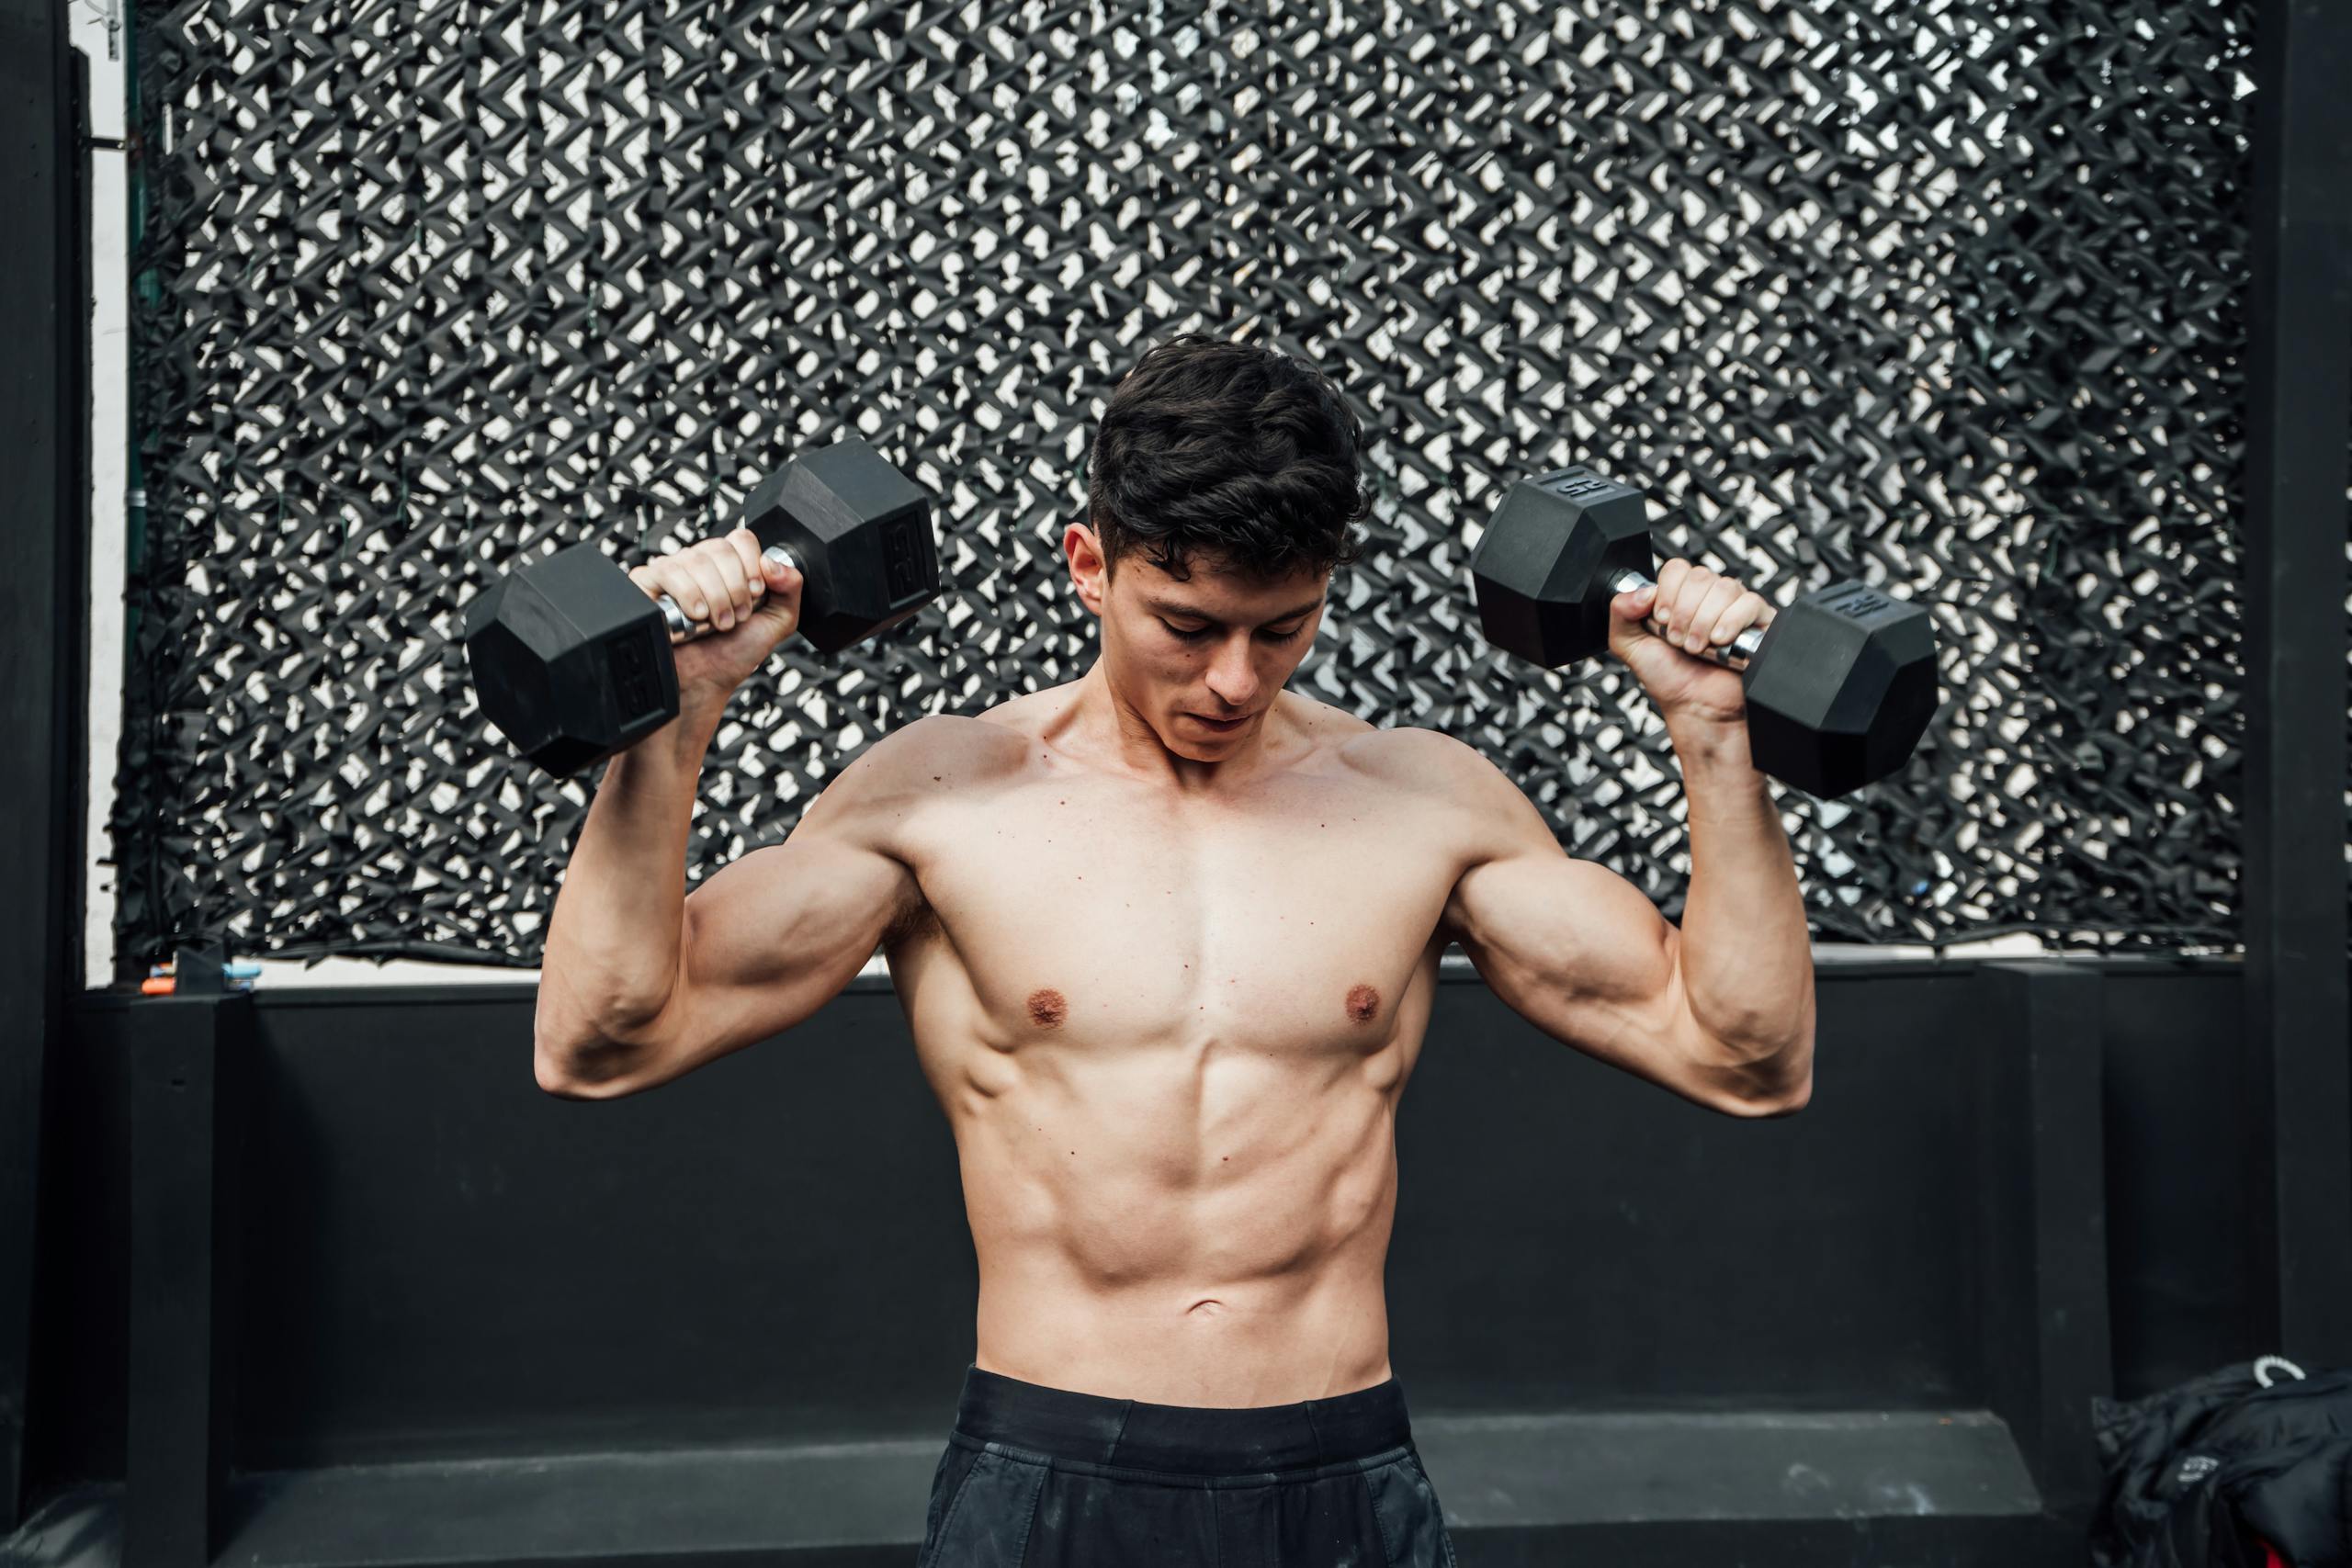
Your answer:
[656,545,802,641]
[1606,567,1768,671]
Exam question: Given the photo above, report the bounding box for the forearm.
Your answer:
[535,697,727,1065]
[1667,716,1815,1063]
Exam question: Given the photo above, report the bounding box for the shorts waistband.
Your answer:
[950,1364,1415,1474]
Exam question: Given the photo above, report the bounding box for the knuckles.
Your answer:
[1630,559,1769,649]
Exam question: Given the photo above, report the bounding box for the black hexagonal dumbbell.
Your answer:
[463,437,941,776]
[1469,463,1939,798]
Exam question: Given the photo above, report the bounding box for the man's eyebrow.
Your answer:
[1144,595,1325,626]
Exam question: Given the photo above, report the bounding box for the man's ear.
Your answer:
[1065,523,1109,617]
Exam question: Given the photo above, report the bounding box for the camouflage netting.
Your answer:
[116,0,2296,975]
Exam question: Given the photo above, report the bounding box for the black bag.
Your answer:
[2091,1356,2352,1568]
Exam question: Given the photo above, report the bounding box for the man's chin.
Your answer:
[1163,727,1240,759]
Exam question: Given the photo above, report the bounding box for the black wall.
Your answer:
[0,0,85,1536]
[28,957,2252,1504]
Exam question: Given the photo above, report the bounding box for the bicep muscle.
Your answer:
[1438,746,1770,1114]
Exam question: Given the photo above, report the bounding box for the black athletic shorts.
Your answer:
[914,1363,1457,1567]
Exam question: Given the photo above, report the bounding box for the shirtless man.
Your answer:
[531,334,1815,1567]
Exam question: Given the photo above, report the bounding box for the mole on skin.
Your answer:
[1026,987,1069,1029]
[1345,984,1380,1024]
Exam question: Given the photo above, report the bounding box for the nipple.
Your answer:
[1345,984,1380,1024]
[1026,987,1069,1029]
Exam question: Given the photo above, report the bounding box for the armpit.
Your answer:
[879,885,942,951]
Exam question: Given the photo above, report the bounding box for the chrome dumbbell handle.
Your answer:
[1604,566,1769,671]
[655,545,802,641]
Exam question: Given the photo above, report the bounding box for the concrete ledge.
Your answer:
[9,1407,2049,1568]
[1414,1407,2038,1527]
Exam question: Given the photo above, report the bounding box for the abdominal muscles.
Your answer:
[951,1026,1405,1405]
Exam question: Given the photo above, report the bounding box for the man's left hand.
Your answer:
[1605,558,1774,730]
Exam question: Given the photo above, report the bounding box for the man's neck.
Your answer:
[1059,662,1287,794]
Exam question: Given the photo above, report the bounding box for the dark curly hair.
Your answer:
[1084,333,1373,584]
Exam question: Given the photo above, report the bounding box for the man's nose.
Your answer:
[1205,635,1261,704]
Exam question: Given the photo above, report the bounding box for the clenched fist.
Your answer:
[1606,558,1775,728]
[626,528,804,709]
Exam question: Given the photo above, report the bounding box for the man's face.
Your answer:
[1067,525,1329,756]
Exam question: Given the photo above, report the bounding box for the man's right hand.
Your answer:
[627,528,804,711]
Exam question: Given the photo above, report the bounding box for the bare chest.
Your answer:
[890,761,1461,1055]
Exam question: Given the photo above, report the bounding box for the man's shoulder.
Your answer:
[1331,717,1498,795]
[1327,719,1537,876]
[854,710,1033,786]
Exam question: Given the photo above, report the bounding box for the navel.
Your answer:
[1026,987,1069,1029]
[1345,984,1381,1024]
